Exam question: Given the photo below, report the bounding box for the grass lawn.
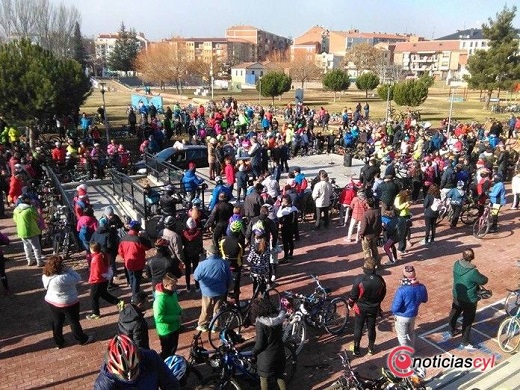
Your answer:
[81,79,519,129]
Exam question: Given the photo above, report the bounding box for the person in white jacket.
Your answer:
[312,171,332,229]
[512,171,520,209]
[42,255,94,348]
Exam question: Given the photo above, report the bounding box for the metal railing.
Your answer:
[43,166,80,250]
[143,152,185,184]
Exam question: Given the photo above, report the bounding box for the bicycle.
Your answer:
[208,273,281,349]
[497,302,520,353]
[201,329,297,390]
[324,350,426,390]
[472,203,491,238]
[504,288,520,316]
[51,206,74,257]
[281,274,349,355]
[459,197,480,225]
[435,198,453,225]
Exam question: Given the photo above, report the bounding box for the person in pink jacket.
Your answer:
[346,190,368,243]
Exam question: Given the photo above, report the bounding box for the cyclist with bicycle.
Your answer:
[446,181,466,228]
[247,228,271,294]
[488,173,507,232]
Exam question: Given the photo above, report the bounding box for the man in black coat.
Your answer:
[376,175,399,210]
[348,257,386,356]
[118,291,150,349]
[243,183,264,219]
[206,192,234,247]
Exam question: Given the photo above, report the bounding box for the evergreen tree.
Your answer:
[107,22,140,72]
[72,22,87,68]
[393,79,429,107]
[355,72,380,98]
[465,6,520,108]
[0,39,91,123]
[256,72,292,104]
[377,83,394,101]
[322,69,350,102]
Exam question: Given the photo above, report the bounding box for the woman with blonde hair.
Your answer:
[42,256,93,348]
[394,189,413,252]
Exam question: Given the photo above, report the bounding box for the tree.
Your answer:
[0,0,80,58]
[393,79,429,107]
[343,43,385,75]
[322,68,351,102]
[0,39,91,123]
[107,22,140,72]
[188,57,222,87]
[288,52,322,89]
[418,73,435,88]
[355,72,380,98]
[377,83,394,101]
[72,21,86,68]
[134,40,190,93]
[257,71,292,104]
[465,6,520,108]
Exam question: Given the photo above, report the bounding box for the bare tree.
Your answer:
[0,0,80,58]
[288,51,322,89]
[343,43,385,76]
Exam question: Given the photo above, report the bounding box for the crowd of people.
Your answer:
[3,98,519,389]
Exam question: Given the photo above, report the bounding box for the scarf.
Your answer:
[400,277,419,286]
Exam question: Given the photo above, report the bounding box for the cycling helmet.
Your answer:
[229,220,243,233]
[128,220,141,231]
[164,216,175,228]
[164,355,187,382]
[457,180,464,189]
[253,228,265,237]
[155,238,169,248]
[215,176,223,184]
[192,198,202,208]
[106,335,140,381]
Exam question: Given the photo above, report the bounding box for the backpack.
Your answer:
[430,198,442,211]
[296,178,308,194]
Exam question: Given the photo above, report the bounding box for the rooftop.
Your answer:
[436,28,485,40]
[394,39,461,52]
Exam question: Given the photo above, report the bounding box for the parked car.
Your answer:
[134,145,209,173]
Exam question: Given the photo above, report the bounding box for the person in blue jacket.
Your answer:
[181,163,204,201]
[208,176,233,211]
[488,173,506,232]
[391,266,428,349]
[94,334,179,389]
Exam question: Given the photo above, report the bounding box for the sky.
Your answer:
[56,0,520,41]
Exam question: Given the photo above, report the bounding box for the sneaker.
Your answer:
[81,334,95,345]
[279,257,289,264]
[384,261,396,266]
[196,325,209,332]
[271,275,276,283]
[210,326,221,334]
[86,314,100,320]
[398,250,408,255]
[350,344,360,356]
[55,342,66,350]
[367,348,375,355]
[37,263,45,267]
[420,239,428,245]
[450,328,461,337]
[27,262,36,266]
[117,300,125,312]
[462,343,478,351]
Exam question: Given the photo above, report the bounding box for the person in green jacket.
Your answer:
[447,248,488,350]
[153,272,183,359]
[13,194,44,266]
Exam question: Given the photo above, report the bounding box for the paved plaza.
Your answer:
[0,154,519,389]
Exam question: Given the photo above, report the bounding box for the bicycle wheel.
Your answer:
[472,216,490,238]
[52,232,62,255]
[208,308,243,349]
[283,315,307,355]
[62,229,71,257]
[436,207,447,225]
[505,292,520,317]
[201,374,241,390]
[497,317,520,353]
[460,205,479,225]
[265,287,281,311]
[323,298,350,335]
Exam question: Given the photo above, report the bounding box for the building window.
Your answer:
[252,70,255,75]
[260,71,263,76]
[470,42,473,47]
[462,42,466,48]
[481,41,486,47]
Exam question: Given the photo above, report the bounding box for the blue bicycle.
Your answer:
[201,330,297,390]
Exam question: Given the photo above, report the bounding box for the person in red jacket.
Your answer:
[338,182,356,227]
[118,221,152,303]
[51,142,66,164]
[86,242,123,320]
[8,173,23,205]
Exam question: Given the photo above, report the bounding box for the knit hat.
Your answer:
[403,265,416,279]
[104,206,114,216]
[186,217,197,230]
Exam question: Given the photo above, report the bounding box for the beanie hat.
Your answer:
[403,265,416,279]
[186,217,197,230]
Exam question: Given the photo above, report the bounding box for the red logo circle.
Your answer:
[387,346,415,378]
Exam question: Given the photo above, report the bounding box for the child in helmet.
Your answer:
[446,180,466,228]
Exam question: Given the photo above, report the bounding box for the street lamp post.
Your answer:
[99,82,110,145]
[385,79,393,123]
[210,61,214,100]
[258,76,262,105]
[447,88,455,134]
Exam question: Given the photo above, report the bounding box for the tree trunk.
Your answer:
[484,90,492,110]
[272,96,275,105]
[301,80,304,89]
[333,91,336,102]
[365,90,368,98]
[497,87,501,100]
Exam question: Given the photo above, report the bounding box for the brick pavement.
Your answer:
[1,197,519,389]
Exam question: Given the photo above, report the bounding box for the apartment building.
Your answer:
[183,38,255,65]
[225,25,292,61]
[393,40,464,79]
[94,32,149,62]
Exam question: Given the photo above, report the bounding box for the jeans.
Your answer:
[90,281,119,315]
[353,309,378,351]
[21,236,43,265]
[159,331,180,359]
[47,301,88,346]
[185,255,200,290]
[448,299,477,345]
[383,238,397,262]
[127,269,143,303]
[424,216,437,242]
[281,233,294,259]
[395,315,416,348]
